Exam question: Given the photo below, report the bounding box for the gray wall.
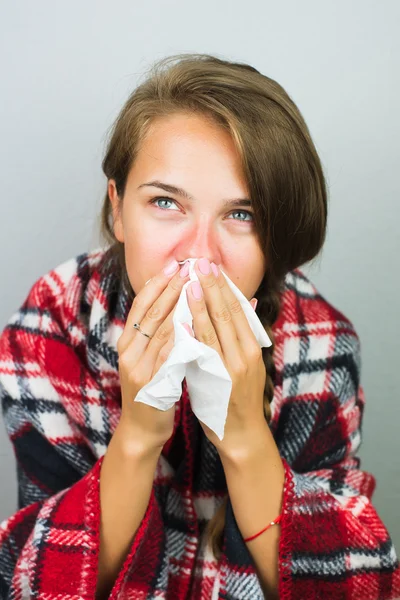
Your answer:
[1,0,399,554]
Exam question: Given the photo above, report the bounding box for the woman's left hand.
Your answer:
[185,257,268,460]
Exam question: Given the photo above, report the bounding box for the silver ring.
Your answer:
[133,323,153,339]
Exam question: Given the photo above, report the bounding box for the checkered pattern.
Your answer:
[0,249,399,599]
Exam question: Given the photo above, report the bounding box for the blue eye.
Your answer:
[151,197,179,210]
[149,197,254,222]
[229,210,254,222]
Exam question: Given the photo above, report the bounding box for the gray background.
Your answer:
[1,0,399,553]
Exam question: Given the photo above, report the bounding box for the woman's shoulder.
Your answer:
[274,267,359,344]
[3,248,110,349]
[271,269,363,410]
[21,247,107,311]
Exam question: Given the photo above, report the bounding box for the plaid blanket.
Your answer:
[0,248,399,599]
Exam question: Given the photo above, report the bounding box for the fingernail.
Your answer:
[190,281,203,300]
[210,262,219,277]
[163,259,179,276]
[251,298,258,311]
[198,258,211,275]
[179,261,190,278]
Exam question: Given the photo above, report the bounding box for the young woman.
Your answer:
[0,53,399,599]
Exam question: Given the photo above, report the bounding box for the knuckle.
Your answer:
[154,325,171,342]
[248,345,262,361]
[118,352,131,374]
[232,360,248,377]
[216,275,225,289]
[201,327,218,347]
[211,305,231,324]
[196,303,208,316]
[227,298,242,315]
[202,277,218,290]
[126,365,144,388]
[168,278,183,293]
[127,370,138,386]
[129,375,144,392]
[118,352,128,371]
[147,304,162,321]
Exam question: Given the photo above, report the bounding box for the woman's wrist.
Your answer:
[113,417,165,462]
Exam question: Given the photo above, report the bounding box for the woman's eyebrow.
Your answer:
[137,180,252,208]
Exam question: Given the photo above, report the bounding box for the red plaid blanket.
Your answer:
[0,249,399,599]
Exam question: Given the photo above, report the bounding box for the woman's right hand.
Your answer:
[116,259,192,455]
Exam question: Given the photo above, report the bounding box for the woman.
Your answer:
[0,53,399,599]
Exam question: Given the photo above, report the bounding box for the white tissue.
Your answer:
[134,259,272,440]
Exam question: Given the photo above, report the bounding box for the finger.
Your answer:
[139,319,194,381]
[118,260,190,354]
[121,303,175,378]
[189,259,240,365]
[146,320,194,377]
[118,261,179,354]
[152,328,175,377]
[210,263,260,353]
[186,277,223,357]
[143,305,176,362]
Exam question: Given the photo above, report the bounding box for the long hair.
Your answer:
[99,53,328,559]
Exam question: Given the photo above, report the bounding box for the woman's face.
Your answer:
[108,111,266,300]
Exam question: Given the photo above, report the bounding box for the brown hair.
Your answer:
[99,53,327,559]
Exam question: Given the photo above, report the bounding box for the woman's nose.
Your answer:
[178,219,221,265]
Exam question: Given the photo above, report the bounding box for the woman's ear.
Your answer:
[108,179,124,243]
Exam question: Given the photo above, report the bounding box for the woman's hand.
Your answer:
[116,260,191,454]
[185,258,267,460]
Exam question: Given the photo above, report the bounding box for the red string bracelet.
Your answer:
[243,513,282,543]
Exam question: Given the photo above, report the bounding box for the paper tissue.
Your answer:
[134,258,272,440]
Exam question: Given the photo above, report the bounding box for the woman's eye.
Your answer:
[150,197,253,222]
[150,197,179,210]
[228,210,254,222]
